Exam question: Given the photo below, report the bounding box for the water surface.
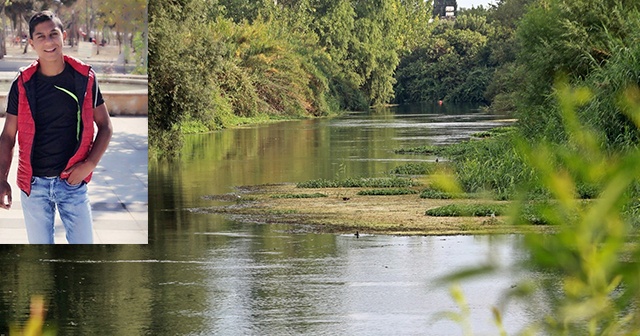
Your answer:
[1,104,545,335]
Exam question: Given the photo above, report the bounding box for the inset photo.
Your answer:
[0,2,147,244]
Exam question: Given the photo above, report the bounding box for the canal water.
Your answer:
[1,104,546,335]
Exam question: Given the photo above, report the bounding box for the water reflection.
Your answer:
[199,224,531,335]
[151,105,511,212]
[2,104,541,335]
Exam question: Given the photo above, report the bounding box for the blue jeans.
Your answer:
[21,176,94,244]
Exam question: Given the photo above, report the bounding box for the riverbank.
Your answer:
[194,183,549,236]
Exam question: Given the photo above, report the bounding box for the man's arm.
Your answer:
[0,114,18,209]
[64,103,113,185]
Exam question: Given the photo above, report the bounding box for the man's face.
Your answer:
[29,20,66,62]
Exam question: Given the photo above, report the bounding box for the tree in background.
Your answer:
[394,0,532,106]
[95,0,146,49]
[0,0,145,60]
[349,0,404,105]
[213,0,431,108]
[394,13,490,104]
[95,0,146,68]
[149,0,348,156]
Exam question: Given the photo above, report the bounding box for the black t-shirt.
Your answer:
[7,63,105,177]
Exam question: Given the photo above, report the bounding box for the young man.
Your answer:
[0,11,112,244]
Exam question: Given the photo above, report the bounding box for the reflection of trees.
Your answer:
[0,246,54,331]
[149,161,186,233]
[162,116,402,228]
[0,244,209,334]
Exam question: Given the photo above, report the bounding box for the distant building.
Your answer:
[433,0,457,19]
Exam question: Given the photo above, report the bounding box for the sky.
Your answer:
[456,0,496,9]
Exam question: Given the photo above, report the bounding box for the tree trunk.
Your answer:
[21,14,28,54]
[142,7,148,70]
[117,28,121,54]
[0,8,6,59]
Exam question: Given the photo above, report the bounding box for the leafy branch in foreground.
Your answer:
[509,81,640,335]
[440,82,640,335]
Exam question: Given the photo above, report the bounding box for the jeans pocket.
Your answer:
[63,179,83,188]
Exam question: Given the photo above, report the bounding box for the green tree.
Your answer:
[516,0,640,142]
[394,18,489,104]
[96,0,146,57]
[348,0,404,105]
[149,0,346,157]
[397,0,433,52]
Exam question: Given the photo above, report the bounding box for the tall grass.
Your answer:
[440,133,540,200]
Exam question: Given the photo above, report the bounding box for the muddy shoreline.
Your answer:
[193,184,548,236]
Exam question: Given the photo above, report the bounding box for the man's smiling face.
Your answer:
[29,20,66,63]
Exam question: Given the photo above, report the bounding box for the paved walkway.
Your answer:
[0,117,148,244]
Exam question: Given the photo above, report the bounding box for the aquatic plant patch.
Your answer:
[270,193,328,199]
[471,126,517,138]
[357,188,419,196]
[390,162,442,175]
[425,203,508,217]
[296,177,418,188]
[394,145,445,155]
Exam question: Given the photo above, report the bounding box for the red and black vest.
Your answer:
[16,55,96,196]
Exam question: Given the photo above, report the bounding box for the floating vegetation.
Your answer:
[394,145,444,155]
[357,188,419,196]
[270,193,328,199]
[471,126,517,138]
[297,177,418,188]
[390,162,440,175]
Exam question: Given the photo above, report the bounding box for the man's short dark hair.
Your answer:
[29,11,64,39]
